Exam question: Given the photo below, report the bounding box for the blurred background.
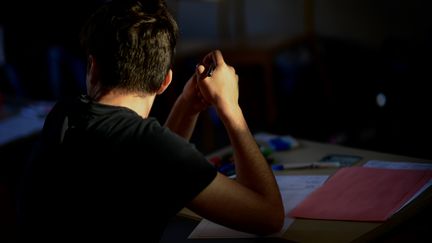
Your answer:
[165,0,432,160]
[1,0,432,163]
[0,0,431,240]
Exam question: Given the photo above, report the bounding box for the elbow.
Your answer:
[275,209,285,232]
[269,209,285,233]
[257,207,285,235]
[268,200,285,234]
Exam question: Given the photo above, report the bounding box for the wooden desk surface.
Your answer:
[172,139,432,243]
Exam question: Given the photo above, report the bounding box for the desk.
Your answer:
[161,139,432,243]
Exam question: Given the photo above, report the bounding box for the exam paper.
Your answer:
[188,175,329,239]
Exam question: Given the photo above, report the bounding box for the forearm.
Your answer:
[218,105,281,204]
[187,50,284,233]
[165,95,199,140]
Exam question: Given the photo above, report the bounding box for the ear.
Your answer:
[157,69,172,95]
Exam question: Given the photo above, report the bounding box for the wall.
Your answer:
[170,0,305,42]
[171,0,432,159]
[172,0,432,47]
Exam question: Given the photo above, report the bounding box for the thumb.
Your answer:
[195,64,206,79]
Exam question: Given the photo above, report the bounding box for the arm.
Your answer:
[164,67,209,140]
[187,50,284,235]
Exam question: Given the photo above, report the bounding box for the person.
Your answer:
[17,0,284,242]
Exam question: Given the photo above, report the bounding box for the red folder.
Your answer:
[289,167,432,222]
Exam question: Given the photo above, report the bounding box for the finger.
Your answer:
[212,50,225,66]
[202,50,225,67]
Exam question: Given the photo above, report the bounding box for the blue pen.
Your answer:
[218,163,235,176]
[272,162,341,170]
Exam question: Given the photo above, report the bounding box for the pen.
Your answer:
[206,62,215,77]
[272,162,341,170]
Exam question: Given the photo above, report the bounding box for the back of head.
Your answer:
[80,0,178,94]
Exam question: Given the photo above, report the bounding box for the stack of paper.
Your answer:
[289,161,432,222]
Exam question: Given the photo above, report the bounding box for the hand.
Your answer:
[179,66,211,114]
[196,50,239,113]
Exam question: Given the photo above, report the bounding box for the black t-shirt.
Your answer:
[17,95,217,242]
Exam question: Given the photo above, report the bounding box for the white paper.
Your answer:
[188,175,329,239]
[0,101,53,146]
[0,113,44,146]
[363,160,432,170]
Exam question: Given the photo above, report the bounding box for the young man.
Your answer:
[17,0,284,241]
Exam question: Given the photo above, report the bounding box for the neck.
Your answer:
[95,89,155,118]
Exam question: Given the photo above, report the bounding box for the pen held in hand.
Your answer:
[206,63,215,77]
[272,162,341,170]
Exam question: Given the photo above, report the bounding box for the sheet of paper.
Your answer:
[289,167,432,222]
[188,175,329,239]
[0,101,53,146]
[0,112,45,145]
[363,160,432,170]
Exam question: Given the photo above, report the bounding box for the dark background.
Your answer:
[1,0,432,241]
[165,0,432,160]
[1,0,431,164]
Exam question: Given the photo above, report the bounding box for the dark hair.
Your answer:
[80,0,178,94]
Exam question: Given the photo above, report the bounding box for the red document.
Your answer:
[289,167,432,221]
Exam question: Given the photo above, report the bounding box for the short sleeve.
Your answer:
[136,120,217,215]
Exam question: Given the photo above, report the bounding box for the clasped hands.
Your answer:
[181,50,239,115]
